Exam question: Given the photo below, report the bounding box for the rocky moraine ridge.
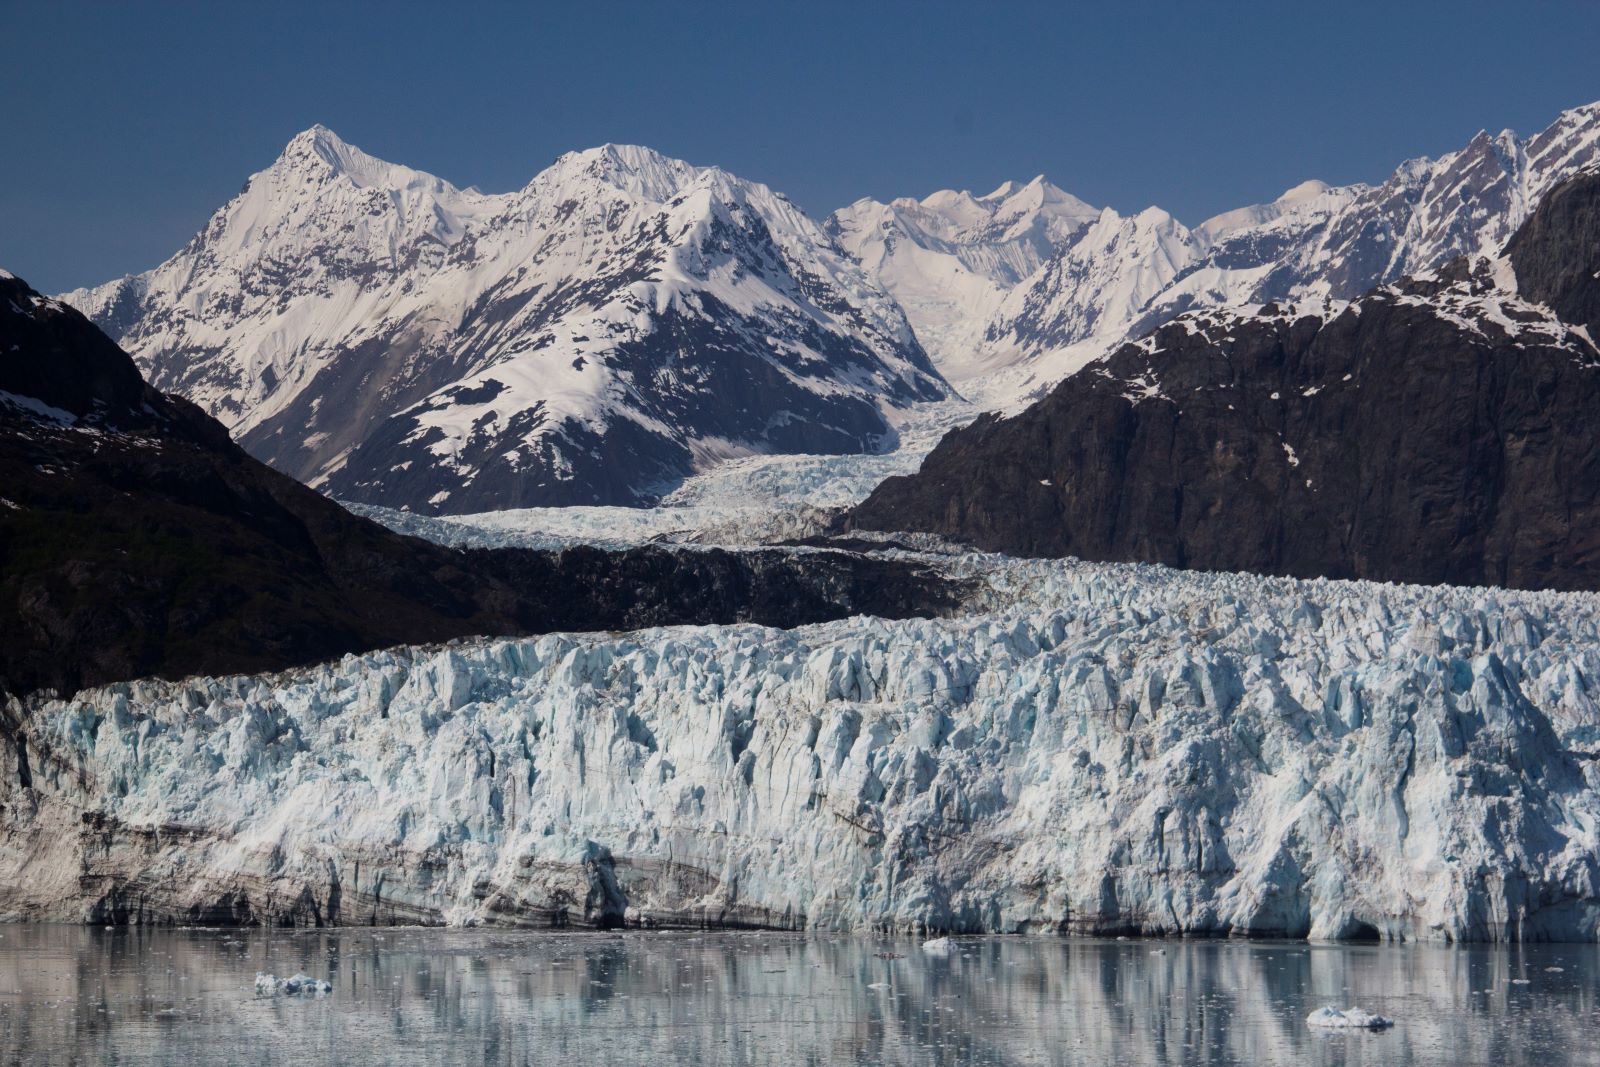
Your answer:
[850,170,1600,591]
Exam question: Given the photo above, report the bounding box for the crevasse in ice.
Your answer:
[5,554,1599,941]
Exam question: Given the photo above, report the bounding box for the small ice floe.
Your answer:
[255,973,333,997]
[1306,1006,1394,1030]
[867,982,891,990]
[921,937,953,956]
[1511,978,1531,985]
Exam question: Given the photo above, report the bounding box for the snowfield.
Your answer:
[7,552,1600,941]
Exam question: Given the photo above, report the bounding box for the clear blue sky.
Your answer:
[4,0,1598,292]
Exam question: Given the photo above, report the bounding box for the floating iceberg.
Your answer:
[1306,1006,1394,1030]
[921,937,954,955]
[255,973,332,997]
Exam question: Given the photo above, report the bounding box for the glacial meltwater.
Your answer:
[1,927,1599,1065]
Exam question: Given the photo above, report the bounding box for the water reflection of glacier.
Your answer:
[2,927,1597,1066]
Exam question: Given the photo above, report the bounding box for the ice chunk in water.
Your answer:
[1306,1006,1394,1030]
[921,937,953,955]
[255,972,333,996]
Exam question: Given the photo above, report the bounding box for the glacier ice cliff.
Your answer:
[4,555,1600,942]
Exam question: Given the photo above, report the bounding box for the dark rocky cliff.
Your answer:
[848,172,1600,591]
[0,273,961,698]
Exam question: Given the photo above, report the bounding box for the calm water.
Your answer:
[0,925,1597,1066]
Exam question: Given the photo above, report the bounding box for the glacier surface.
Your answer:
[5,554,1600,942]
[350,398,979,550]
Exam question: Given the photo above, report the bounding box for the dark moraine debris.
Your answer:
[847,171,1600,592]
[0,270,964,699]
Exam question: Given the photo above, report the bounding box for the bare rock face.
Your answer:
[848,172,1600,592]
[0,270,963,698]
[1508,168,1600,338]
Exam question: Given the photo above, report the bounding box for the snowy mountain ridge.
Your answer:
[825,176,1099,380]
[968,102,1600,397]
[64,128,947,513]
[829,101,1600,404]
[59,101,1600,507]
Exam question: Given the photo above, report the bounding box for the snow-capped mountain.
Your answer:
[850,167,1600,591]
[61,101,1600,511]
[824,101,1600,400]
[825,177,1097,380]
[63,129,948,513]
[971,102,1600,390]
[0,263,952,696]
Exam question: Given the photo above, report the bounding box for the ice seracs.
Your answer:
[6,553,1600,942]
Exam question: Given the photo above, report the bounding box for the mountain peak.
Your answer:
[288,122,342,146]
[542,143,709,203]
[1277,178,1334,203]
[272,125,441,192]
[278,123,356,171]
[981,178,1025,200]
[577,142,674,168]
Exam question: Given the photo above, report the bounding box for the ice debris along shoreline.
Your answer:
[5,553,1600,941]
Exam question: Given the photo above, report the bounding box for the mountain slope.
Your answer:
[0,268,961,696]
[825,178,1097,380]
[1,266,525,694]
[64,131,948,513]
[986,102,1600,385]
[830,101,1600,397]
[847,170,1600,591]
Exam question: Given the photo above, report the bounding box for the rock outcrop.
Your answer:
[848,172,1600,591]
[0,269,961,697]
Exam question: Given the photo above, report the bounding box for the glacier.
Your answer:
[350,397,980,551]
[5,552,1600,942]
